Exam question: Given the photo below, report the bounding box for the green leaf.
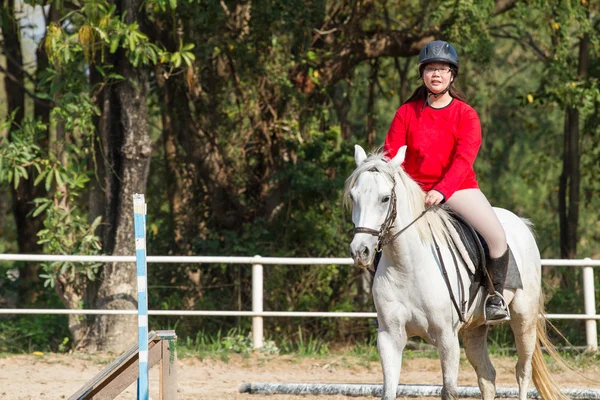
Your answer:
[171,52,181,68]
[17,165,28,179]
[90,216,102,231]
[94,27,108,42]
[54,169,64,187]
[169,0,177,10]
[45,168,53,191]
[34,170,47,186]
[60,262,70,275]
[181,43,194,51]
[107,73,125,80]
[110,36,120,53]
[32,201,51,218]
[182,52,194,67]
[129,35,136,52]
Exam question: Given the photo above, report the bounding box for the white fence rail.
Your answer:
[0,255,598,350]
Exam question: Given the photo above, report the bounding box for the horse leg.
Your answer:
[377,327,407,400]
[437,333,460,400]
[462,326,496,400]
[509,311,537,400]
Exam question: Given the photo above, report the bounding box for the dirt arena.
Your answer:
[1,351,599,399]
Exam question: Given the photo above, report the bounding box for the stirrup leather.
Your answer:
[483,291,511,326]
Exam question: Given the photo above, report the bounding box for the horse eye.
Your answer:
[382,196,390,203]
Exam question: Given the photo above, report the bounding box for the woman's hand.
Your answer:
[425,190,445,207]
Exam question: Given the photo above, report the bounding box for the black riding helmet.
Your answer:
[417,40,459,102]
[418,40,459,78]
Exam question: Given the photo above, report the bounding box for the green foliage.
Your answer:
[0,115,44,189]
[0,315,71,353]
[176,328,279,359]
[37,210,102,288]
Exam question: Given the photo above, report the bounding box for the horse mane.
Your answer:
[344,151,453,244]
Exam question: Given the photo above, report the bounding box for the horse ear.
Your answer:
[389,145,407,167]
[354,144,367,166]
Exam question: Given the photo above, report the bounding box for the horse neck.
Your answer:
[382,196,431,276]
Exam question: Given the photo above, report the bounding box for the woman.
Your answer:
[383,40,509,322]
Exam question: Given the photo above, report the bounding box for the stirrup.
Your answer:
[483,291,511,326]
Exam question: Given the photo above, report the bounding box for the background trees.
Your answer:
[1,0,598,352]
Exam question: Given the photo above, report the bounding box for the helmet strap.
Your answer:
[422,82,453,111]
[427,82,452,99]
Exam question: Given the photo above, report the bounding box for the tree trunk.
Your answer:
[394,57,412,105]
[559,107,580,260]
[155,67,198,254]
[86,0,152,353]
[367,60,378,146]
[558,34,588,260]
[81,57,120,350]
[156,69,206,309]
[1,0,46,304]
[329,82,351,140]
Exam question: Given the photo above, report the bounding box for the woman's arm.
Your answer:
[383,106,408,159]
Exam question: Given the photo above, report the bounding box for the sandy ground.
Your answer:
[0,351,599,399]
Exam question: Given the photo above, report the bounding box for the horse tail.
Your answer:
[531,292,571,400]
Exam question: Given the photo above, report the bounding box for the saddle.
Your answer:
[447,211,523,305]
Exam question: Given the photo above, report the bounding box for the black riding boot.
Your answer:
[485,247,510,321]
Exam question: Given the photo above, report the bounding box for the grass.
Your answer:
[173,329,599,379]
[177,328,252,360]
[3,324,596,376]
[1,331,597,387]
[279,327,329,356]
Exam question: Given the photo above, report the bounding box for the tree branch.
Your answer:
[489,26,550,61]
[0,64,52,106]
[311,30,434,88]
[494,0,520,16]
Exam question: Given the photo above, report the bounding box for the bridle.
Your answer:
[351,176,432,252]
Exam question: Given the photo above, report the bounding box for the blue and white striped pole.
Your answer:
[133,194,149,400]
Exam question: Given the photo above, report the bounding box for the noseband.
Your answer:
[351,177,432,251]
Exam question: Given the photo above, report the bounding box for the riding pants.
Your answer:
[445,189,507,258]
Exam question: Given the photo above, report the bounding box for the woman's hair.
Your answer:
[404,65,468,105]
[404,85,468,105]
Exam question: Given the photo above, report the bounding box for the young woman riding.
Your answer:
[383,40,509,322]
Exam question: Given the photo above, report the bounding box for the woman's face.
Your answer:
[422,62,453,94]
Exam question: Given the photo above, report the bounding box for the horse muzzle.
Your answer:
[350,241,375,268]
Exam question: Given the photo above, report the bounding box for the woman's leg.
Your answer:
[445,189,507,258]
[446,189,510,321]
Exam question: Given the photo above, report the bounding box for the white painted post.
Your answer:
[583,258,598,351]
[252,255,264,349]
[133,194,149,400]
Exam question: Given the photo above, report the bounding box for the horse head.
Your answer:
[345,145,406,268]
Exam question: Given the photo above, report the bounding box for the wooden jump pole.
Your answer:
[69,330,177,399]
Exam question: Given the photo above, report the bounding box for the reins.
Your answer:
[430,223,467,323]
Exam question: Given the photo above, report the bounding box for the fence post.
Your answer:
[252,255,264,349]
[583,258,598,351]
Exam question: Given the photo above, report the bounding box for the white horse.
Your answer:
[345,145,568,400]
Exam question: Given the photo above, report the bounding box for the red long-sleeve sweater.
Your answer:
[383,98,482,200]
